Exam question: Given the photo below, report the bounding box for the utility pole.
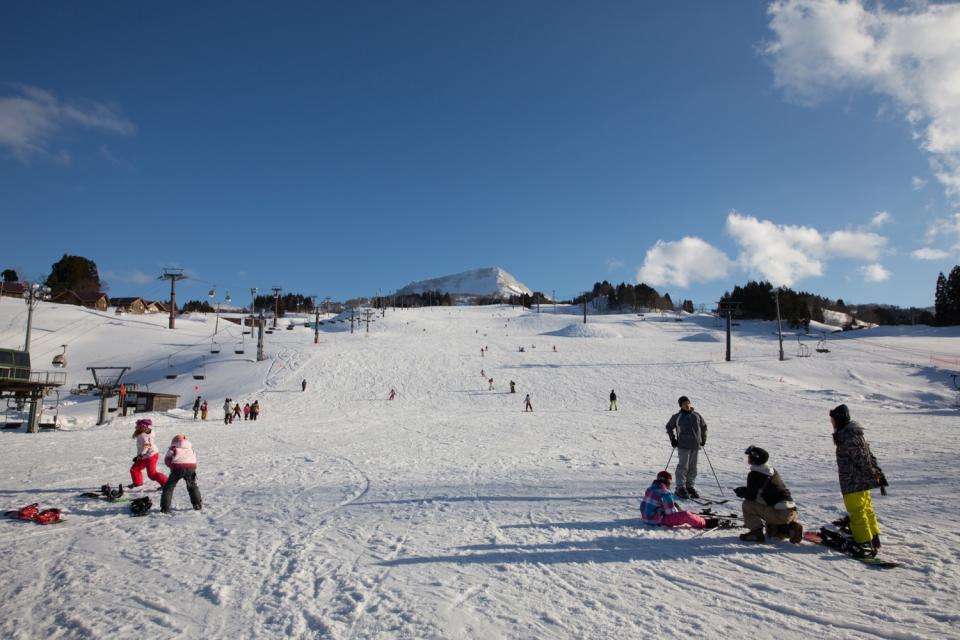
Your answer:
[311,295,320,344]
[250,287,258,335]
[159,268,186,329]
[553,289,556,314]
[23,282,50,353]
[774,288,785,361]
[365,308,372,333]
[583,293,587,324]
[256,312,266,361]
[350,308,356,334]
[271,286,282,329]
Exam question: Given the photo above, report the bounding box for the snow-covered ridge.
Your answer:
[395,266,532,298]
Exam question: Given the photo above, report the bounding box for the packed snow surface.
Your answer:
[395,267,532,298]
[1,300,959,639]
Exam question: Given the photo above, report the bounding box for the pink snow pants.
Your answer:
[661,511,707,528]
[130,453,168,487]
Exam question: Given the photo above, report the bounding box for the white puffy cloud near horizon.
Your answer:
[764,0,960,201]
[636,237,735,288]
[860,263,891,283]
[636,212,890,289]
[0,83,135,162]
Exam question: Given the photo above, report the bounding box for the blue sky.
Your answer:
[2,1,959,308]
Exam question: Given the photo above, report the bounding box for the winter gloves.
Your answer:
[669,435,679,448]
[734,486,747,498]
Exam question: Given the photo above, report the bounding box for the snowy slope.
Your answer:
[395,267,532,298]
[1,300,959,639]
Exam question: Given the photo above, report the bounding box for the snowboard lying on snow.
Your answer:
[803,529,899,569]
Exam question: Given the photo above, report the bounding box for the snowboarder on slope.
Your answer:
[129,419,168,489]
[301,379,307,392]
[640,471,717,529]
[160,434,202,513]
[665,395,707,499]
[388,388,396,401]
[734,446,802,543]
[830,404,887,556]
[609,389,618,411]
[192,396,201,420]
[523,394,533,412]
[509,380,516,394]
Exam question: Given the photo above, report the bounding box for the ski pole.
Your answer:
[664,447,675,471]
[701,446,724,496]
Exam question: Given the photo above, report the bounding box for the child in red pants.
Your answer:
[640,471,718,528]
[130,419,168,488]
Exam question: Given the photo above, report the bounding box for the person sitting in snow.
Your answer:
[129,419,168,489]
[640,470,718,529]
[160,434,202,513]
[734,446,803,543]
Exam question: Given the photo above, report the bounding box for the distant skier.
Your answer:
[552,345,557,352]
[481,369,485,379]
[509,380,516,394]
[200,400,208,420]
[129,419,168,489]
[640,471,718,530]
[665,395,707,499]
[232,402,242,421]
[609,390,618,411]
[301,379,307,392]
[243,402,251,421]
[161,434,202,513]
[223,398,232,425]
[192,396,201,420]
[481,347,484,358]
[523,393,533,412]
[488,378,495,391]
[735,446,803,543]
[250,400,260,420]
[388,388,396,401]
[829,404,887,556]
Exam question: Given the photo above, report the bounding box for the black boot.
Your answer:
[739,528,765,543]
[686,487,700,499]
[786,522,803,544]
[674,487,689,499]
[703,517,719,528]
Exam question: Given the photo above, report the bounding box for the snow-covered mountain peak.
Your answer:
[395,267,532,298]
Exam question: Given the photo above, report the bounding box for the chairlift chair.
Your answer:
[193,357,206,380]
[52,344,67,368]
[165,355,178,379]
[796,335,811,358]
[815,332,830,353]
[210,340,221,354]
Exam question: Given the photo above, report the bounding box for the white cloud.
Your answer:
[925,213,960,247]
[102,270,155,286]
[605,258,625,272]
[911,247,950,260]
[870,210,892,226]
[636,237,734,288]
[764,0,960,201]
[860,263,891,282]
[912,176,928,190]
[724,212,887,286]
[0,83,135,162]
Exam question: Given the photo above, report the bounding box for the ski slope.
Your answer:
[1,300,959,639]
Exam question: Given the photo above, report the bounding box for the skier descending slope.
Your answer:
[665,396,707,499]
[829,404,888,557]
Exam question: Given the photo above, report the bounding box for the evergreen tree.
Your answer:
[946,266,960,326]
[2,269,18,283]
[935,272,948,325]
[45,254,102,295]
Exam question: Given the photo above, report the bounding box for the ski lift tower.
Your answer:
[86,366,130,425]
[718,300,742,362]
[159,268,186,329]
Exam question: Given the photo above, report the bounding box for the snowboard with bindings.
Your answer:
[803,529,899,568]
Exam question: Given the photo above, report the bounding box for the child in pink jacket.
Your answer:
[129,419,168,488]
[160,434,202,513]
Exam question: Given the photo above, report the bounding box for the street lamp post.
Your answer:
[774,287,785,362]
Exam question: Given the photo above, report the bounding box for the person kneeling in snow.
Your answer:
[640,471,718,529]
[160,434,202,513]
[735,446,803,543]
[129,419,168,489]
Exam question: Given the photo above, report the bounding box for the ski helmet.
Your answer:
[656,470,672,484]
[744,446,769,465]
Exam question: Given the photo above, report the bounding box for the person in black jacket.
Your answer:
[735,446,803,543]
[609,390,618,411]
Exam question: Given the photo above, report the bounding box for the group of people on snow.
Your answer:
[128,419,202,514]
[191,396,261,423]
[645,396,886,556]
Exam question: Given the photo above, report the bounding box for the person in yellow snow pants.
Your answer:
[842,489,880,544]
